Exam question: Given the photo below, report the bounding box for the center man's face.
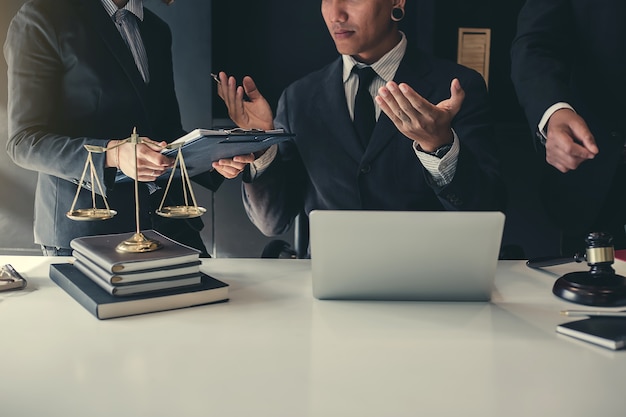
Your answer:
[321,0,397,64]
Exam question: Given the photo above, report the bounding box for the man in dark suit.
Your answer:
[214,0,504,242]
[4,0,247,256]
[511,0,626,255]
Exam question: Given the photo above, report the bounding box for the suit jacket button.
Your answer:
[360,165,371,174]
[446,194,462,206]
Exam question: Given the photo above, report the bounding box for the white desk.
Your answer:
[1,256,624,417]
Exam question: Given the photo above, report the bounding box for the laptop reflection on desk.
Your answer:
[309,210,505,301]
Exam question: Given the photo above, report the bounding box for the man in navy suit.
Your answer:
[4,0,245,256]
[214,0,504,244]
[511,0,626,255]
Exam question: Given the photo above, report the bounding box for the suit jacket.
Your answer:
[243,44,504,237]
[511,0,626,238]
[4,0,222,249]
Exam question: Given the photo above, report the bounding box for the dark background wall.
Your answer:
[0,0,560,259]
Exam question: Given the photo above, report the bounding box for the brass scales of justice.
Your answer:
[65,127,205,253]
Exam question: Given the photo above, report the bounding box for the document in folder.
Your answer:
[115,128,294,182]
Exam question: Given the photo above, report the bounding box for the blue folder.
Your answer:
[115,128,294,182]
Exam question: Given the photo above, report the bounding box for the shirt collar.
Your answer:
[342,32,407,82]
[100,0,144,21]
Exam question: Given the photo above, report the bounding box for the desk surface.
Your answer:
[1,256,625,417]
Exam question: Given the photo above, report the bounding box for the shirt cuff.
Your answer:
[413,130,460,187]
[249,144,278,180]
[538,102,575,142]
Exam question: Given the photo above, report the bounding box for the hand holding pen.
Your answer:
[211,71,275,131]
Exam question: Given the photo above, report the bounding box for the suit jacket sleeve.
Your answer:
[510,0,573,130]
[4,3,111,191]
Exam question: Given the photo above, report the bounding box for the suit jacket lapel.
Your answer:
[73,0,150,121]
[314,59,365,163]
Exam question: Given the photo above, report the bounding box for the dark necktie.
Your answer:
[114,9,150,83]
[353,66,377,147]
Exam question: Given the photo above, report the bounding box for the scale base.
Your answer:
[553,271,626,307]
[116,232,162,253]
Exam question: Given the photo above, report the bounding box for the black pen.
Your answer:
[210,73,221,84]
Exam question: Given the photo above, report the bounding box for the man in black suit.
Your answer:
[511,0,626,255]
[214,0,504,243]
[4,0,247,256]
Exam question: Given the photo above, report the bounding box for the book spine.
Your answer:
[49,264,101,319]
[69,243,117,273]
[73,251,117,284]
[73,260,116,295]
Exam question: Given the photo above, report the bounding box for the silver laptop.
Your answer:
[309,210,505,301]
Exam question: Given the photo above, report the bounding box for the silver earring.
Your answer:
[391,7,405,22]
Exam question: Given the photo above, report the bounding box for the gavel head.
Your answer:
[584,232,615,276]
[585,232,615,273]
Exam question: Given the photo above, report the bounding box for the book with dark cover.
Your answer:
[73,259,202,296]
[69,230,200,273]
[50,263,229,319]
[73,250,201,284]
[557,317,626,350]
[115,129,294,182]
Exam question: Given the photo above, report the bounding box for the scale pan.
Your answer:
[66,209,117,221]
[156,206,206,219]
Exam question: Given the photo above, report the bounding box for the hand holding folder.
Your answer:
[115,128,294,182]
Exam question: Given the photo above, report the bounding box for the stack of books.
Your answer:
[49,230,229,319]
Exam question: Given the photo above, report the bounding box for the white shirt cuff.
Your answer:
[538,102,575,140]
[413,130,460,187]
[249,144,278,179]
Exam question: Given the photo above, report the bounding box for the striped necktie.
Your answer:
[113,9,150,83]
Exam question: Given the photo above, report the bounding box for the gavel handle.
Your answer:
[526,253,585,269]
